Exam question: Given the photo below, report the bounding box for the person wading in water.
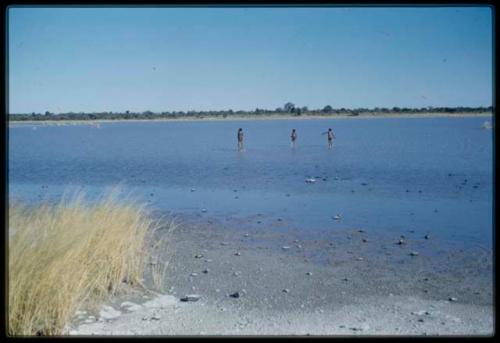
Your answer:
[327,128,335,149]
[290,129,297,148]
[237,128,244,151]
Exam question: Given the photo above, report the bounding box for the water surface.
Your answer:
[9,117,493,249]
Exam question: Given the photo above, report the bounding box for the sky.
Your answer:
[7,6,493,114]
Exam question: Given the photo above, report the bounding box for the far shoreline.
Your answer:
[8,112,494,126]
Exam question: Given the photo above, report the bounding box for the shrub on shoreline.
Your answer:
[8,191,159,336]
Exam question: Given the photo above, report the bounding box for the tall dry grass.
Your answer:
[8,190,163,336]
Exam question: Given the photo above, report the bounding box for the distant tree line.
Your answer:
[9,104,494,121]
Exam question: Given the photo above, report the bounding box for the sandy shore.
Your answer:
[8,112,493,126]
[66,213,493,336]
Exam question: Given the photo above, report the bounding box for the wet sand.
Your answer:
[68,213,493,336]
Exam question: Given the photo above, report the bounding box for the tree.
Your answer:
[284,102,295,113]
[45,111,51,116]
[322,105,333,113]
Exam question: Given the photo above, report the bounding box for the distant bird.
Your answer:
[442,58,447,63]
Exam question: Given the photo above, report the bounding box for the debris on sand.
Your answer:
[180,294,200,302]
[305,178,316,184]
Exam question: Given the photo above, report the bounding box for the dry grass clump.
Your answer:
[8,191,159,336]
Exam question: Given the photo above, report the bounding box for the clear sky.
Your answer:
[8,6,493,114]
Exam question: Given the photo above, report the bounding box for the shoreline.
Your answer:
[8,112,493,126]
[67,213,493,336]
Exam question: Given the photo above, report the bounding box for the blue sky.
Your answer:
[8,6,493,113]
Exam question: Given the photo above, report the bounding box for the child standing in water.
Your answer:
[237,128,244,151]
[327,128,335,149]
[290,129,297,148]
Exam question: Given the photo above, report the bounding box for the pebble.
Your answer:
[202,269,209,274]
[282,288,290,293]
[204,259,212,262]
[201,209,207,213]
[306,272,313,276]
[244,233,250,237]
[409,251,419,256]
[356,257,364,261]
[397,239,406,245]
[229,292,240,298]
[448,297,458,302]
[120,301,142,312]
[424,235,430,239]
[333,214,342,220]
[180,294,200,302]
[234,252,241,256]
[296,244,302,249]
[221,242,229,246]
[282,246,291,250]
[362,239,368,243]
[99,305,121,320]
[194,254,204,258]
[190,188,196,192]
[190,272,198,277]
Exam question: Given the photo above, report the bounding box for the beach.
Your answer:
[67,213,493,336]
[7,112,493,127]
[9,115,493,336]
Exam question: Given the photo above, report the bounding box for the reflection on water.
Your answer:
[9,117,493,247]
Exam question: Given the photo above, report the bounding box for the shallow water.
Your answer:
[9,117,493,249]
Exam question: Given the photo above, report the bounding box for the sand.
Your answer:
[8,112,493,127]
[66,213,494,337]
